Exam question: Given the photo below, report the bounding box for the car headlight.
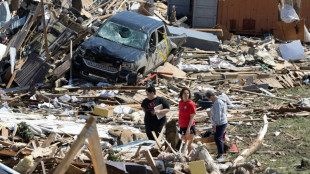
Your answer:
[122,62,135,71]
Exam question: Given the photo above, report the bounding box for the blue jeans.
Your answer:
[214,123,227,155]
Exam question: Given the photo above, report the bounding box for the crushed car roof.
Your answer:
[109,11,164,35]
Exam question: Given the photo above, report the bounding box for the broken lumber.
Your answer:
[142,150,160,174]
[231,89,297,102]
[232,115,269,166]
[53,117,107,174]
[192,142,220,174]
[190,28,223,37]
[151,131,164,151]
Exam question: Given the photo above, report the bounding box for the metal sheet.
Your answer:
[167,25,219,51]
[192,0,218,28]
[217,0,279,34]
[14,54,50,87]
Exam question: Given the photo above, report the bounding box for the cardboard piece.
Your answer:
[93,106,113,117]
[274,20,305,42]
[189,160,207,174]
[158,62,186,79]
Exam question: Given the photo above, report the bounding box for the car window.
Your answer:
[149,32,156,48]
[157,27,165,43]
[97,21,147,50]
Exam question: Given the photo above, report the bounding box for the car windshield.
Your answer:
[97,21,147,50]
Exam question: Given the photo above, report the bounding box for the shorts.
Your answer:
[180,125,196,135]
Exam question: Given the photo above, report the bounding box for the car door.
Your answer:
[155,26,170,66]
[145,31,158,74]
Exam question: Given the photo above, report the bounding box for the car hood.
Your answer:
[81,36,145,62]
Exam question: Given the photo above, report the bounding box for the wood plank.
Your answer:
[190,28,223,37]
[283,74,294,87]
[0,149,17,157]
[151,131,163,151]
[0,140,13,146]
[87,120,107,174]
[1,127,8,138]
[142,150,160,174]
[41,133,56,148]
[278,76,293,88]
[183,50,216,54]
[53,117,101,174]
[154,11,170,24]
[6,70,17,89]
[266,78,284,88]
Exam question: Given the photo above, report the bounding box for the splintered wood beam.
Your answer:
[154,11,170,24]
[41,133,56,148]
[232,115,269,166]
[6,70,17,89]
[142,150,160,174]
[231,89,297,102]
[151,131,163,151]
[53,117,107,174]
[88,121,107,174]
[162,137,177,155]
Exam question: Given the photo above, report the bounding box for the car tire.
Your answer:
[127,73,138,86]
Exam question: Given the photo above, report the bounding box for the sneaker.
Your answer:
[215,155,225,162]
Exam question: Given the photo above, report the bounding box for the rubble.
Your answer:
[0,0,309,174]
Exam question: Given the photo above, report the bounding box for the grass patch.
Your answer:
[233,86,310,173]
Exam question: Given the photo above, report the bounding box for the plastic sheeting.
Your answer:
[178,64,214,72]
[113,105,135,114]
[280,4,299,23]
[99,90,119,98]
[209,55,236,69]
[0,44,7,61]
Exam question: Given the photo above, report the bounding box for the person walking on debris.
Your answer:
[141,86,170,140]
[205,90,228,162]
[178,88,196,154]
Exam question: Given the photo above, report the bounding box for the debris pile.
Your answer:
[0,0,309,174]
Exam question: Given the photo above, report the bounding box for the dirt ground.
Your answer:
[232,86,310,174]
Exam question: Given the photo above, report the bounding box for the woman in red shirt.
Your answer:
[179,87,196,154]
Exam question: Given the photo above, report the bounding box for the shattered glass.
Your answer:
[97,21,147,50]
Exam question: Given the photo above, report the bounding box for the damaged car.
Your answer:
[73,11,185,85]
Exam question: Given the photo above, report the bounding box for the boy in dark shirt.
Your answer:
[141,86,170,140]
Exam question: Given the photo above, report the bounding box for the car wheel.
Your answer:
[127,73,138,86]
